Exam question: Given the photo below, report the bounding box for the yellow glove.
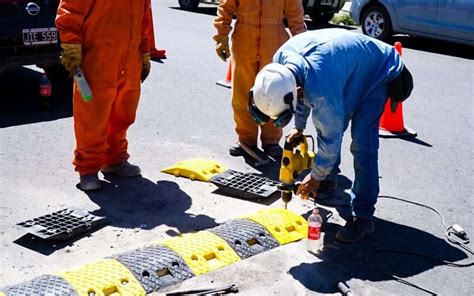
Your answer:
[213,35,230,62]
[60,43,82,76]
[141,53,151,83]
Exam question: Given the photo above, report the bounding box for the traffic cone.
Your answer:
[148,6,166,59]
[216,61,232,88]
[379,42,417,138]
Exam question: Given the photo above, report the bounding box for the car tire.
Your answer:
[361,5,392,41]
[178,0,200,11]
[309,12,335,25]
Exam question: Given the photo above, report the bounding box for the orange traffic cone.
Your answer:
[379,42,417,138]
[216,61,232,88]
[148,6,166,59]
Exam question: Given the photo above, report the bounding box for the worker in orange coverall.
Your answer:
[56,0,152,191]
[213,0,306,158]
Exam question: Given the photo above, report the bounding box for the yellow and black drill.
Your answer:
[278,134,315,209]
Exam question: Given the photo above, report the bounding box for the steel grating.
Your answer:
[208,219,279,259]
[110,245,194,293]
[157,231,240,275]
[57,259,145,296]
[17,208,105,240]
[1,275,78,296]
[210,170,280,200]
[243,208,308,245]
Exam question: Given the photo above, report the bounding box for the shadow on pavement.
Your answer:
[169,6,218,17]
[289,213,470,294]
[0,67,73,128]
[390,35,474,60]
[85,176,218,233]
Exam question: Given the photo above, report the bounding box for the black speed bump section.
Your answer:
[57,258,146,296]
[110,245,194,293]
[156,231,241,276]
[208,219,279,259]
[1,275,78,296]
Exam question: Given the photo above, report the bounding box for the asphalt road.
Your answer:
[1,1,473,295]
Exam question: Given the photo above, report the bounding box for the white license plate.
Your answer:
[22,27,58,46]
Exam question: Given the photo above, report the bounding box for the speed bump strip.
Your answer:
[208,219,280,259]
[242,208,307,245]
[110,245,194,293]
[157,231,241,275]
[161,158,226,182]
[1,274,78,296]
[57,259,145,296]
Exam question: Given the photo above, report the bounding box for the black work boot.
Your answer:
[335,217,375,243]
[229,143,258,156]
[262,144,283,158]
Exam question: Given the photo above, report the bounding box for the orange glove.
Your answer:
[213,35,230,62]
[141,53,151,83]
[60,43,82,76]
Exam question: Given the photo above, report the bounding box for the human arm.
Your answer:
[213,0,237,61]
[284,0,307,36]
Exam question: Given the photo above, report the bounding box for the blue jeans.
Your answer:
[328,84,388,219]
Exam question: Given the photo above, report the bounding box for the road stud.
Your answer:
[242,208,308,245]
[161,158,226,182]
[157,231,240,275]
[57,259,145,296]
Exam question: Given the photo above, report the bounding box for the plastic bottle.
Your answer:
[39,74,52,97]
[307,208,323,253]
[74,68,93,102]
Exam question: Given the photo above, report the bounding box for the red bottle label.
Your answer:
[40,84,52,97]
[308,226,321,240]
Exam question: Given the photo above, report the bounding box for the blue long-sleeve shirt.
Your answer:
[273,29,403,180]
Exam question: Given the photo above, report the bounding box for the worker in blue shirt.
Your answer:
[248,28,413,242]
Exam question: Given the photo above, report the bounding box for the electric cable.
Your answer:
[364,195,474,295]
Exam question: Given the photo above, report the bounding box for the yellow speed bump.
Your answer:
[243,208,307,245]
[157,231,240,275]
[57,259,145,296]
[161,158,226,182]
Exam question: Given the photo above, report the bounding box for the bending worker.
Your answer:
[249,29,413,242]
[56,0,152,190]
[213,0,306,158]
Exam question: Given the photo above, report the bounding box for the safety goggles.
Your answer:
[247,90,295,128]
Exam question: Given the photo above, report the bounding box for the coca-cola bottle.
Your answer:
[307,208,323,253]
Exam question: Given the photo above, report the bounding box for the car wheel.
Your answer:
[178,0,200,11]
[309,12,335,25]
[361,5,392,41]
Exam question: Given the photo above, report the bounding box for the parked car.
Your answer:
[350,0,474,46]
[178,0,346,24]
[0,0,62,75]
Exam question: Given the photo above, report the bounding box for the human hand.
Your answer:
[213,35,230,62]
[296,173,320,200]
[60,43,82,76]
[141,53,151,82]
[285,128,303,144]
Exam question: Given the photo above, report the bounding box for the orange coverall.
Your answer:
[56,0,151,175]
[214,0,306,146]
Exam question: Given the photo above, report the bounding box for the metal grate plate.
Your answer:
[210,170,280,200]
[17,208,105,240]
[57,259,145,296]
[208,219,279,259]
[157,231,241,276]
[110,245,194,293]
[1,275,78,296]
[242,208,308,245]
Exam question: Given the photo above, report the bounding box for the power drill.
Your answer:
[278,134,315,209]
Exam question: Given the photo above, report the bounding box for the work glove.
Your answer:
[60,43,82,76]
[141,53,151,83]
[213,35,230,62]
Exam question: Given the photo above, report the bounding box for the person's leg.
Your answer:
[228,52,260,156]
[73,45,118,188]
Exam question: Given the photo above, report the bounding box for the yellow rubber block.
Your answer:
[157,231,240,275]
[0,292,4,296]
[243,208,308,245]
[161,158,226,182]
[57,259,145,296]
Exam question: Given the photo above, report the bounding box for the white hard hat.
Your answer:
[252,63,297,119]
